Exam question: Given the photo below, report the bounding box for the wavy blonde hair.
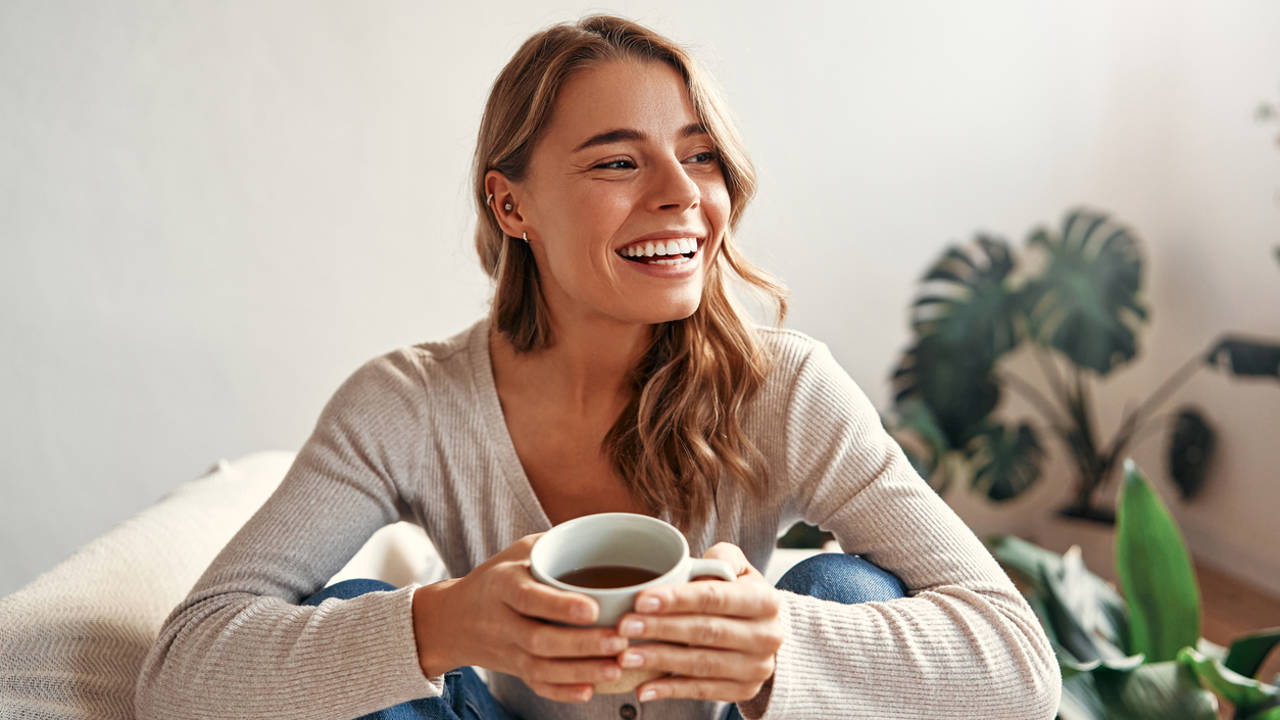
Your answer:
[472,14,788,531]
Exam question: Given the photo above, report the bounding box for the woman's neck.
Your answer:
[490,313,651,419]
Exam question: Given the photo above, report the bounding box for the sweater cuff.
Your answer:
[734,590,796,719]
[390,585,448,698]
[341,584,446,702]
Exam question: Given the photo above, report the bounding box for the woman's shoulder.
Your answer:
[338,318,485,408]
[749,323,865,408]
[752,323,826,375]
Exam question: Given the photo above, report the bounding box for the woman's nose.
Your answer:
[647,157,701,212]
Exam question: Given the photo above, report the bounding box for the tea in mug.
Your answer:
[555,565,661,589]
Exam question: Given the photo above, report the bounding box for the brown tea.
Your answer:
[556,565,661,589]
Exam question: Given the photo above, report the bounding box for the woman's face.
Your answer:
[499,59,730,329]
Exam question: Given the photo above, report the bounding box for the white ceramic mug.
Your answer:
[529,512,736,694]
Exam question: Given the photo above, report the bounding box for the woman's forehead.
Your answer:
[543,60,702,152]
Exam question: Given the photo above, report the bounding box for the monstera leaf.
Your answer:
[967,422,1044,501]
[1206,335,1280,378]
[909,236,1021,361]
[892,337,999,450]
[1022,209,1149,375]
[892,235,1021,454]
[1167,407,1215,500]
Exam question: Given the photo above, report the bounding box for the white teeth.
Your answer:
[618,237,701,259]
[650,256,690,265]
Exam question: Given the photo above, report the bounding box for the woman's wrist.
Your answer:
[411,579,461,678]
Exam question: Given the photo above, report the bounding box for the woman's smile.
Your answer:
[614,235,706,279]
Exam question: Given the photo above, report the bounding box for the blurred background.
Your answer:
[2,0,1277,619]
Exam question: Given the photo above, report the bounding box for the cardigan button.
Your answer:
[619,703,638,719]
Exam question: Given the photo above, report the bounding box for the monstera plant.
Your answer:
[889,208,1280,522]
[988,461,1280,720]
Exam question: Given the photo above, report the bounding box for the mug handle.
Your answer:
[688,558,736,582]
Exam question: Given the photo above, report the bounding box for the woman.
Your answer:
[136,14,1060,720]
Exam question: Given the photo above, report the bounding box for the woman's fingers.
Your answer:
[525,680,595,703]
[619,643,774,683]
[519,655,625,685]
[636,677,767,704]
[634,576,780,619]
[701,541,754,577]
[511,615,630,659]
[618,612,774,654]
[503,569,598,624]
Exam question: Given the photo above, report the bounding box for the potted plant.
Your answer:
[988,461,1280,719]
[889,208,1280,523]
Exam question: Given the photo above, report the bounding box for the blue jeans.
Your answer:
[303,553,907,720]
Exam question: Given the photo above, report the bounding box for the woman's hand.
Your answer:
[619,542,784,704]
[412,534,628,703]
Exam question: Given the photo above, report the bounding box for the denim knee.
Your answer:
[776,552,907,604]
[301,578,398,606]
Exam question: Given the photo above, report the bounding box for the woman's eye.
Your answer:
[593,151,718,171]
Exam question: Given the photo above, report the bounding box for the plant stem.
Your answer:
[1068,367,1107,514]
[1125,350,1206,433]
[999,371,1073,431]
[1104,349,1206,466]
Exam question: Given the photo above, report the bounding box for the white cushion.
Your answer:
[0,450,443,719]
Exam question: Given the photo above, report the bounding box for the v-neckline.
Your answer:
[468,316,554,531]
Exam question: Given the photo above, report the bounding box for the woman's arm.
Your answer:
[134,351,444,719]
[739,341,1061,720]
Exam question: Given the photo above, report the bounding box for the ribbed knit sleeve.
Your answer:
[740,341,1061,719]
[134,350,445,719]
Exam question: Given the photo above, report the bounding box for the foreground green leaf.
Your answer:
[987,535,1130,653]
[1225,628,1280,679]
[1115,460,1201,662]
[1060,661,1218,720]
[1178,647,1280,712]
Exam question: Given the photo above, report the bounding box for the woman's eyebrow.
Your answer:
[571,122,708,153]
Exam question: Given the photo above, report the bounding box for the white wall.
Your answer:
[3,0,1278,597]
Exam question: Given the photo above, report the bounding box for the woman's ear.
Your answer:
[484,170,528,238]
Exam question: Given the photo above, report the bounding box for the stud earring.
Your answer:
[485,192,514,213]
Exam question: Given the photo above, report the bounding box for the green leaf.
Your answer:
[1060,662,1218,720]
[1020,208,1148,375]
[1115,460,1201,663]
[986,536,1130,653]
[1167,407,1215,501]
[968,422,1044,501]
[892,234,1023,463]
[1250,706,1280,720]
[1225,628,1280,679]
[1206,336,1280,379]
[1177,647,1280,711]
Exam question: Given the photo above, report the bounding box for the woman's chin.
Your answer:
[632,294,701,325]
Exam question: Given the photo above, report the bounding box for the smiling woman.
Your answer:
[135,13,1060,720]
[476,43,781,536]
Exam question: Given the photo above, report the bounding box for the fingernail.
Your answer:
[602,665,621,680]
[620,619,644,636]
[603,637,628,653]
[573,604,593,622]
[620,651,644,668]
[636,596,660,613]
[639,688,658,702]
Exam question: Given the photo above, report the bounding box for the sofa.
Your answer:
[0,450,823,719]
